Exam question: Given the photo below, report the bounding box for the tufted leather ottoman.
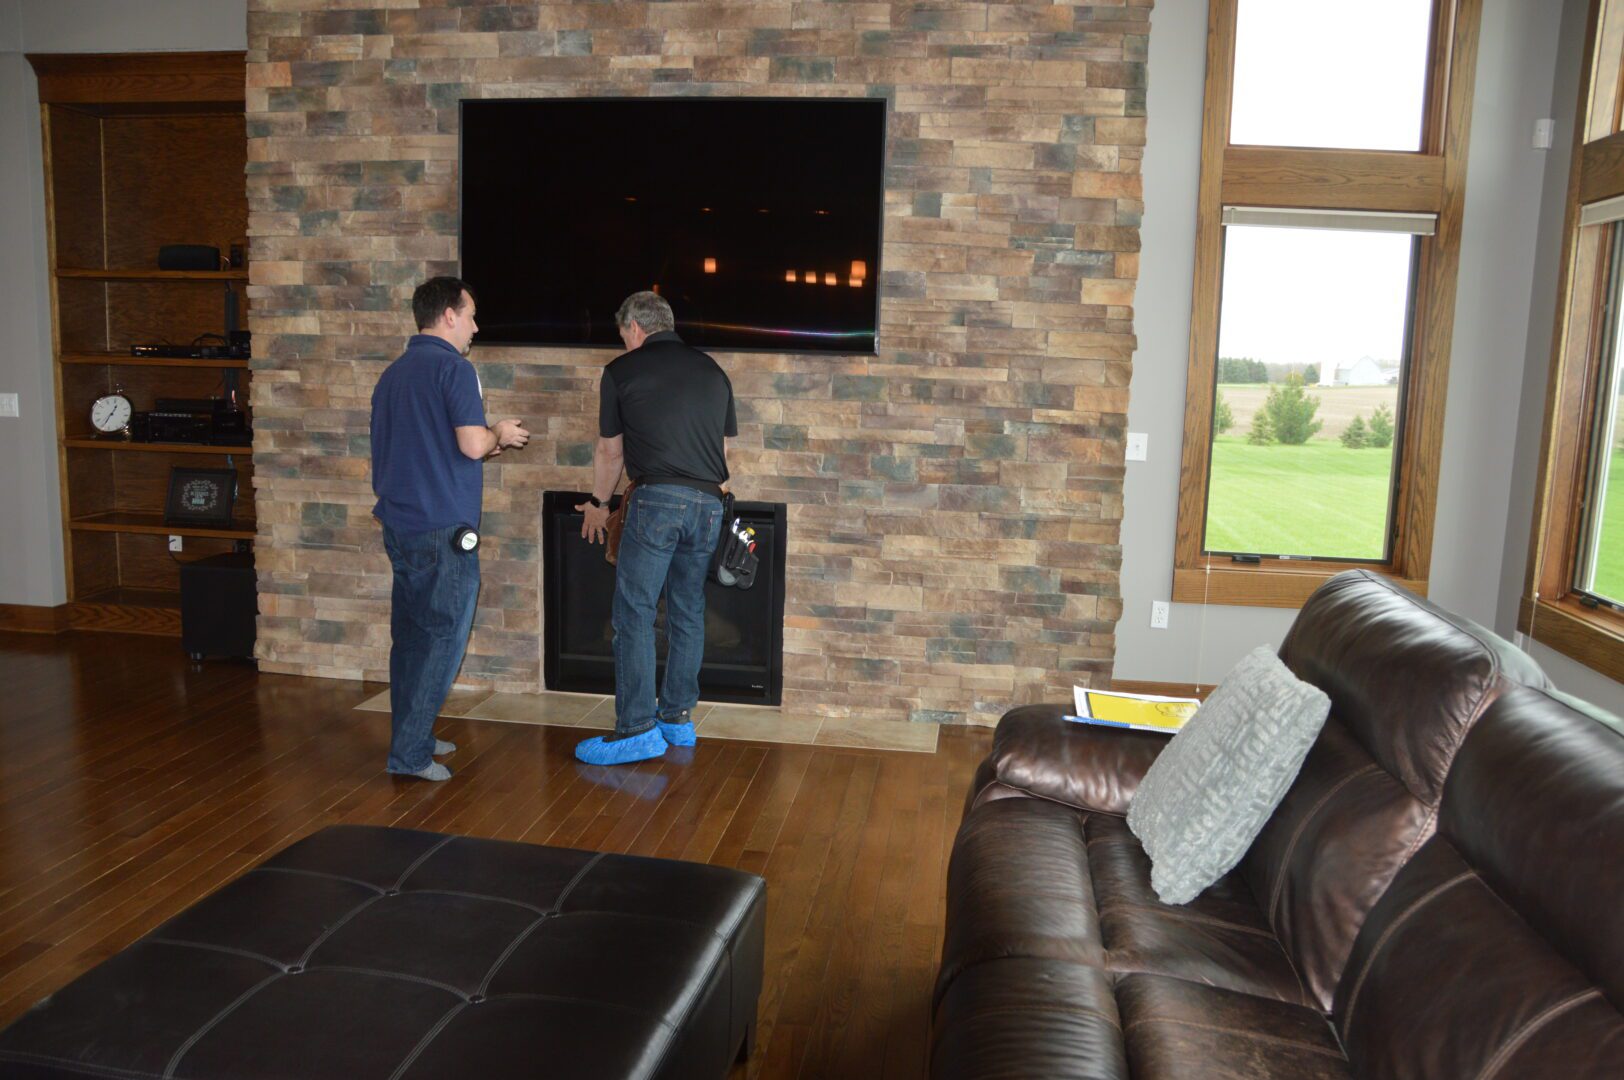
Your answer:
[0,825,766,1080]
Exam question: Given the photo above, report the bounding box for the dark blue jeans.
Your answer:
[383,523,480,773]
[612,484,723,736]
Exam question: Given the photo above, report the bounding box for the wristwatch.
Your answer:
[585,495,603,509]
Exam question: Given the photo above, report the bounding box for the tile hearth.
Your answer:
[355,688,939,753]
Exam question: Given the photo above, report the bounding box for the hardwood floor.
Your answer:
[0,630,992,1078]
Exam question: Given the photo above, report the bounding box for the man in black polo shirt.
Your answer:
[575,291,737,765]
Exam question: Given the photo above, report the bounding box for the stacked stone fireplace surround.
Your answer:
[246,1,1148,726]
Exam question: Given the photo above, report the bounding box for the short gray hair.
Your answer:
[615,291,675,334]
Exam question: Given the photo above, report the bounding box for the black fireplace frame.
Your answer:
[541,491,787,706]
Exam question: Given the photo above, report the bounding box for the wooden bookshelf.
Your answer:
[70,512,256,541]
[61,352,250,369]
[30,51,251,636]
[63,438,249,455]
[56,268,248,281]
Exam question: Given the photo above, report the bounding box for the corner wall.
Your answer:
[0,0,247,608]
[1118,0,1622,715]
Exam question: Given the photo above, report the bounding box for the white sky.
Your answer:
[1218,0,1433,370]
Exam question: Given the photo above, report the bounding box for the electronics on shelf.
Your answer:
[157,244,222,271]
[129,397,252,446]
[131,337,250,361]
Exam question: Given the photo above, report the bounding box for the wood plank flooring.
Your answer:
[0,630,992,1078]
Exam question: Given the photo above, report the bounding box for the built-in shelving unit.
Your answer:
[29,50,251,636]
[56,268,249,281]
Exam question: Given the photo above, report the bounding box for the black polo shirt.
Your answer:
[599,330,737,497]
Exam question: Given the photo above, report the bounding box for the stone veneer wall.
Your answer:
[246,0,1149,725]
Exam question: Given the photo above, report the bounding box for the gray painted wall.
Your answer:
[0,41,61,606]
[0,0,245,607]
[1119,0,1300,689]
[1120,0,1622,713]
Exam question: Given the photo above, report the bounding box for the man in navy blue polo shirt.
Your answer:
[371,277,528,781]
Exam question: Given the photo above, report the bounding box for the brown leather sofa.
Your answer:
[932,569,1624,1078]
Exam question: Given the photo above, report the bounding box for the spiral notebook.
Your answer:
[1066,687,1201,736]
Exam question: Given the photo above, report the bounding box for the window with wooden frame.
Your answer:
[1520,0,1624,682]
[1173,0,1481,608]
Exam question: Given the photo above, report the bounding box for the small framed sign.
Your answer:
[165,467,237,528]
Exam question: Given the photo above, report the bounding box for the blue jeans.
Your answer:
[383,523,480,773]
[612,485,723,736]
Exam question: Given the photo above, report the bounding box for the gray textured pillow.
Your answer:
[1126,646,1331,905]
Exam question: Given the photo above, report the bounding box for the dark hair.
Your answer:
[412,276,475,331]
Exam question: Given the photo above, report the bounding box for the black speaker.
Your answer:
[158,244,221,271]
[179,551,257,661]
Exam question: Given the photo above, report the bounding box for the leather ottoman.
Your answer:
[0,826,766,1080]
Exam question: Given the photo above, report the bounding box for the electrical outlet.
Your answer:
[168,534,183,553]
[0,393,18,418]
[1150,600,1170,629]
[1125,432,1148,461]
[1533,118,1555,150]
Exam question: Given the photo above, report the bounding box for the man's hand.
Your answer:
[578,501,611,544]
[492,418,529,450]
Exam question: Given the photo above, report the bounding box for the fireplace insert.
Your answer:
[542,491,787,706]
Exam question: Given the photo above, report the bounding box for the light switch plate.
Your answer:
[1125,432,1148,461]
[0,393,18,418]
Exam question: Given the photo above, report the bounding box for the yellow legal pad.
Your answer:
[1068,689,1201,735]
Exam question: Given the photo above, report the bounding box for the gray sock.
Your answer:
[395,762,452,782]
[434,738,456,756]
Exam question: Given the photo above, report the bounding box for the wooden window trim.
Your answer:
[1172,0,1482,607]
[1520,0,1624,684]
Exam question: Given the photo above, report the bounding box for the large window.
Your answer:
[1174,0,1476,607]
[1577,227,1624,608]
[1230,0,1434,152]
[1206,217,1420,561]
[1523,0,1624,681]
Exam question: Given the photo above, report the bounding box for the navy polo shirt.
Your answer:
[370,334,487,534]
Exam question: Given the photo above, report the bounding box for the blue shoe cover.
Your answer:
[574,727,668,765]
[656,719,697,747]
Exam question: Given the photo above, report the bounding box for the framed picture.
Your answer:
[165,467,237,527]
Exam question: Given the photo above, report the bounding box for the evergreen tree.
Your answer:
[1217,357,1270,383]
[1367,402,1395,448]
[1260,374,1323,445]
[1214,391,1234,434]
[1303,363,1319,384]
[1247,409,1275,445]
[1340,414,1369,449]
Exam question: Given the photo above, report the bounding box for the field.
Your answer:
[1583,447,1624,603]
[1215,383,1398,441]
[1205,437,1395,559]
[1207,384,1622,592]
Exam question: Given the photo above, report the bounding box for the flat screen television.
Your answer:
[459,97,886,354]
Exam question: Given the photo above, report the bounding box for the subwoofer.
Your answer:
[179,551,257,661]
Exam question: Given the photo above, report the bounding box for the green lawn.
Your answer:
[1583,447,1624,603]
[1205,442,1624,588]
[1204,437,1395,560]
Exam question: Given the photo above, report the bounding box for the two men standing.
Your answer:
[371,283,733,778]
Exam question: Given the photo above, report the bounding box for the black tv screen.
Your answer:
[459,97,886,354]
